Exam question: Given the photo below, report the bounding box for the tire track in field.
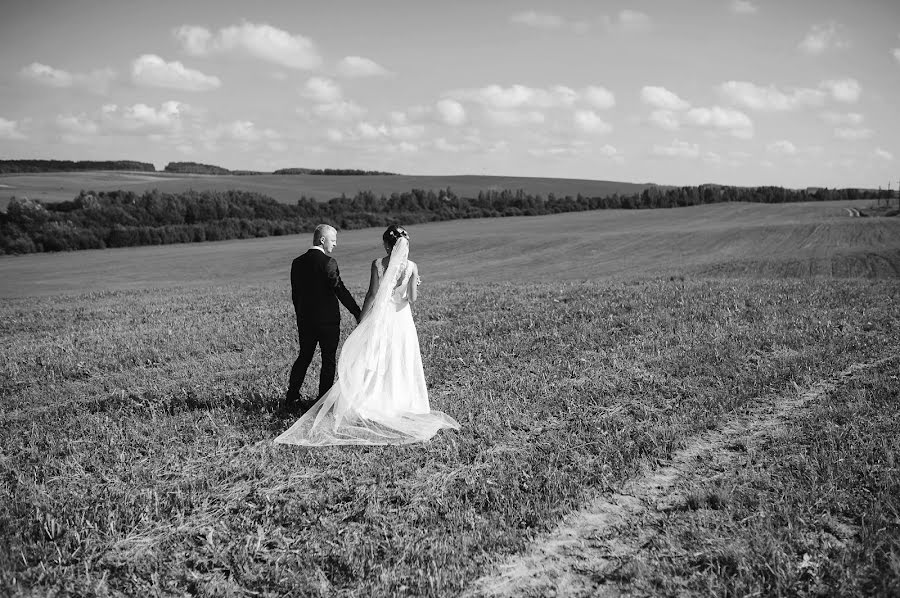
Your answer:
[464,354,899,598]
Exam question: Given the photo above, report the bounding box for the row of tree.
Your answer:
[163,162,231,175]
[0,160,155,173]
[0,185,893,255]
[273,168,397,175]
[0,160,399,175]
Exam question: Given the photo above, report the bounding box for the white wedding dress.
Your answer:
[274,238,460,446]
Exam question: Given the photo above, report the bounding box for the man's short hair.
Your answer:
[313,224,336,245]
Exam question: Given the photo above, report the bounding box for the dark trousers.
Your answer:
[287,322,340,401]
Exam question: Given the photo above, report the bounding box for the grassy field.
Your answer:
[1,201,899,596]
[0,171,655,210]
[613,356,900,597]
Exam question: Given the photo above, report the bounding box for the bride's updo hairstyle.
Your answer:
[382,224,410,250]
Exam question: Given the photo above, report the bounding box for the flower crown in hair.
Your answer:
[388,226,409,241]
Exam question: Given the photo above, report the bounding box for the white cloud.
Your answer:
[21,62,72,87]
[617,10,652,31]
[649,110,680,131]
[208,120,279,143]
[337,56,389,77]
[131,54,220,91]
[449,84,558,109]
[767,140,797,155]
[719,81,825,111]
[820,78,861,103]
[684,106,754,138]
[528,145,586,158]
[485,109,545,126]
[597,144,619,157]
[487,140,510,154]
[0,117,26,140]
[436,99,466,126]
[640,86,690,110]
[875,148,894,161]
[389,111,408,125]
[101,101,188,134]
[703,152,723,164]
[124,102,184,130]
[798,22,848,55]
[384,141,419,154]
[312,101,365,121]
[894,48,900,63]
[652,140,700,159]
[434,137,464,152]
[511,11,565,29]
[56,114,99,136]
[551,85,579,107]
[834,127,873,140]
[584,85,615,109]
[510,10,590,33]
[731,1,758,14]
[446,84,614,115]
[303,77,342,103]
[820,111,864,126]
[646,101,752,137]
[174,26,212,55]
[20,62,115,94]
[353,121,425,141]
[174,22,321,69]
[431,133,499,154]
[573,110,612,134]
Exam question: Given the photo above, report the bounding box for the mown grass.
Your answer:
[1,276,898,596]
[617,358,900,597]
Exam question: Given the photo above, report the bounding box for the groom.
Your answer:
[285,224,361,414]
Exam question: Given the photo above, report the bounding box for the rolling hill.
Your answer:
[0,171,657,211]
[1,199,896,299]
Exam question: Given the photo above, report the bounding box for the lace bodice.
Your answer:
[374,257,413,302]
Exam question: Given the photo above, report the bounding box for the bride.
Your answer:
[275,225,460,446]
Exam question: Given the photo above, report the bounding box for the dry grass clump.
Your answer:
[1,277,898,596]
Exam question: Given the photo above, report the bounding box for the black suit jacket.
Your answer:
[291,248,361,326]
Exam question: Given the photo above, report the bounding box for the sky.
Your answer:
[0,0,898,189]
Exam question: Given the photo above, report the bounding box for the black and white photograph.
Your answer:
[1,0,899,596]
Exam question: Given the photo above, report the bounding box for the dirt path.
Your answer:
[464,356,897,598]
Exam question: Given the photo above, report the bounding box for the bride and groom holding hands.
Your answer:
[276,224,460,446]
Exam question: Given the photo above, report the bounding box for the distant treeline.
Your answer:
[0,160,155,174]
[163,161,230,175]
[0,159,398,175]
[273,168,398,176]
[0,185,893,254]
